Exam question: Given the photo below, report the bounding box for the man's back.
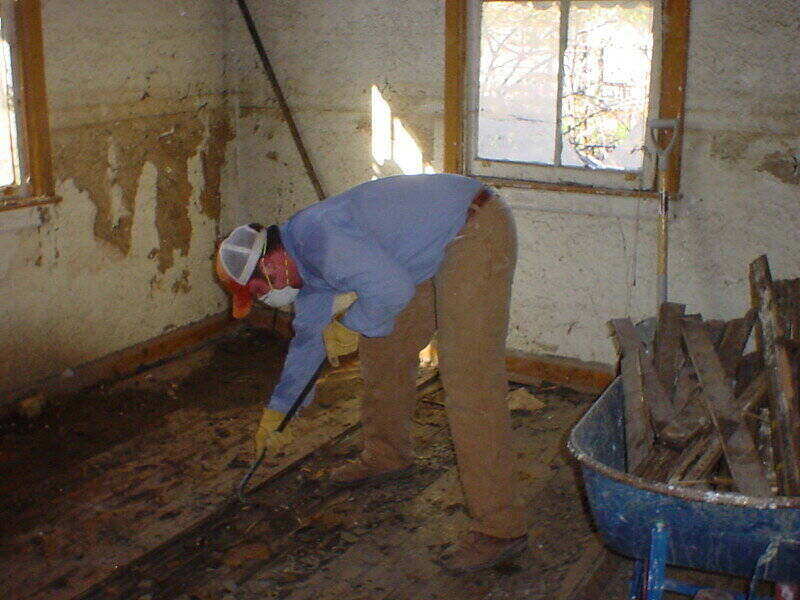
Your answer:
[282,174,485,285]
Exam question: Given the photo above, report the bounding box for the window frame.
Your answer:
[0,0,55,213]
[444,0,690,199]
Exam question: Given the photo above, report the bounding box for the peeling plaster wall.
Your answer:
[227,0,800,366]
[0,2,238,393]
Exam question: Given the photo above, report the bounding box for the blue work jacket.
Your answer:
[269,173,485,412]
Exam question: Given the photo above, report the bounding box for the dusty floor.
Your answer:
[162,375,598,600]
[0,327,761,600]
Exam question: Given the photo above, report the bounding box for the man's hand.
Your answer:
[323,318,359,366]
[254,408,293,456]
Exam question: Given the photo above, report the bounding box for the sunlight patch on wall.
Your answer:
[392,118,423,175]
[370,85,434,177]
[371,85,391,165]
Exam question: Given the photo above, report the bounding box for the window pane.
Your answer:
[0,16,18,186]
[478,1,560,164]
[560,1,654,170]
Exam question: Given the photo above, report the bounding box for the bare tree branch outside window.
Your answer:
[478,1,653,171]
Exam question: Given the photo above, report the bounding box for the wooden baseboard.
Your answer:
[3,304,613,421]
[2,311,237,414]
[506,349,615,394]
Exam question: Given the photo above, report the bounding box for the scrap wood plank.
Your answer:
[771,346,800,493]
[682,319,771,496]
[669,370,769,487]
[774,278,800,339]
[705,319,728,346]
[637,346,676,434]
[736,371,772,490]
[659,392,709,449]
[670,314,705,412]
[671,355,700,412]
[609,319,654,472]
[681,435,722,486]
[782,278,800,340]
[609,316,678,443]
[750,255,800,494]
[664,317,747,451]
[669,433,715,485]
[738,370,771,438]
[717,309,758,378]
[735,352,763,396]
[755,406,779,492]
[654,302,686,391]
[637,444,681,480]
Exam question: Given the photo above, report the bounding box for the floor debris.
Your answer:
[507,387,546,413]
[1,328,611,599]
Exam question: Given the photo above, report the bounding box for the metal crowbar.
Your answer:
[236,359,327,503]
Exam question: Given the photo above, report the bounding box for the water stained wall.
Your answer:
[3,0,799,394]
[53,109,234,273]
[0,1,237,393]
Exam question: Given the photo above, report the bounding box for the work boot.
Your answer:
[329,457,414,488]
[438,531,528,574]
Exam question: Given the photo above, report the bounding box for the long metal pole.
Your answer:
[234,0,326,201]
[647,118,679,310]
[656,171,669,306]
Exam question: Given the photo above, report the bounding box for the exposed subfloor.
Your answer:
[0,327,759,600]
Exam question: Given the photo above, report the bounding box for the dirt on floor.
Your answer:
[0,327,760,600]
[79,369,599,600]
[0,331,286,533]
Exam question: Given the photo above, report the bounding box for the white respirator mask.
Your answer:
[259,286,300,307]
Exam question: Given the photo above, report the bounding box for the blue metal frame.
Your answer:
[629,521,773,600]
[568,378,800,597]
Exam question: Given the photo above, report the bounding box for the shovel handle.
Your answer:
[647,118,680,159]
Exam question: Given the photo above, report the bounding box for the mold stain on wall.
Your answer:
[200,117,235,222]
[52,107,234,273]
[758,150,800,186]
[709,131,754,163]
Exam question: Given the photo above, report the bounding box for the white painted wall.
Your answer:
[1,2,236,394]
[4,1,796,394]
[225,0,800,367]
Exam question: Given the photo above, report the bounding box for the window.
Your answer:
[0,0,54,212]
[445,0,689,197]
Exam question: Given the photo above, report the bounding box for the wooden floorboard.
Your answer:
[0,333,363,600]
[1,326,610,600]
[185,389,596,600]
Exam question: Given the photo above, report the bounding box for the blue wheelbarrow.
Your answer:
[567,378,800,600]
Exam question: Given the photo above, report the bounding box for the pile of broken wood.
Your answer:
[609,255,800,498]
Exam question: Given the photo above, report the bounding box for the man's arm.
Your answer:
[267,291,333,412]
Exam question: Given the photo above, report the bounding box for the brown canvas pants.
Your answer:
[357,193,525,539]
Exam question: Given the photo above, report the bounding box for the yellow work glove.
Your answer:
[323,318,359,366]
[254,408,293,457]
